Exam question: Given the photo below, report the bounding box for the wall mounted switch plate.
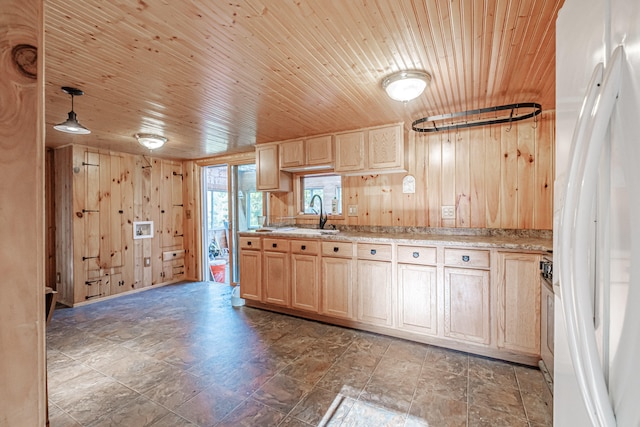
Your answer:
[348,205,358,216]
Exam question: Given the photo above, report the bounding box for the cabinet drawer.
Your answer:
[444,248,490,268]
[290,239,319,255]
[397,245,437,265]
[264,238,290,252]
[239,236,261,250]
[162,249,185,261]
[321,241,354,258]
[357,243,392,261]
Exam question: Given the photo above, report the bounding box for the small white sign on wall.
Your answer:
[402,175,416,194]
[133,221,154,239]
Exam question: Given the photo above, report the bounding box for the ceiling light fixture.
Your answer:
[53,86,91,134]
[382,70,431,102]
[135,133,167,150]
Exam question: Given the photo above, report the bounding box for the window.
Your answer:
[246,191,263,229]
[301,174,342,215]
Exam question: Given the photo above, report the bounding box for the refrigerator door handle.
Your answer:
[560,45,624,427]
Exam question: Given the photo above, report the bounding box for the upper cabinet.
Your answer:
[280,135,334,171]
[256,144,292,192]
[335,123,405,175]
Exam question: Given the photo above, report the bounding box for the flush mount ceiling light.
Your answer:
[53,86,91,134]
[135,133,167,150]
[382,70,431,102]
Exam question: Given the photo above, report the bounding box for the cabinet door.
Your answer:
[398,264,438,336]
[368,124,403,170]
[291,253,319,312]
[357,259,393,326]
[496,253,541,355]
[263,251,290,306]
[109,272,126,295]
[334,131,365,172]
[306,135,333,165]
[280,139,305,168]
[84,275,110,302]
[239,249,262,301]
[321,257,353,319]
[256,144,292,191]
[444,267,490,345]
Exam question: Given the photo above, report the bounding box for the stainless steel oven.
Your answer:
[539,254,554,388]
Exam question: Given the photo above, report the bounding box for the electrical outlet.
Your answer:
[441,205,455,219]
[348,205,358,216]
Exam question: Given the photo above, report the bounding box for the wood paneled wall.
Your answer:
[0,0,47,423]
[273,111,554,230]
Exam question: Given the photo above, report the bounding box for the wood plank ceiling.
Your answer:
[44,0,564,160]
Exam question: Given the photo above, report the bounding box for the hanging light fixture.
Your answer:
[382,71,431,102]
[53,86,91,134]
[135,133,167,150]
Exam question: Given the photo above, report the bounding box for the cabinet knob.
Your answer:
[301,245,306,250]
[413,251,420,258]
[247,241,252,246]
[370,249,377,255]
[462,255,470,262]
[333,247,339,253]
[272,243,277,248]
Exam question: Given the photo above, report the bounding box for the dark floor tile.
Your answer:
[407,393,468,427]
[415,366,468,402]
[468,377,526,419]
[252,373,314,414]
[215,398,286,427]
[383,339,429,364]
[316,363,372,399]
[86,395,169,427]
[173,384,246,427]
[423,346,469,376]
[468,356,518,390]
[280,354,334,385]
[468,404,529,427]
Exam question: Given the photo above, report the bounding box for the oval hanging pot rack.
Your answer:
[412,102,542,133]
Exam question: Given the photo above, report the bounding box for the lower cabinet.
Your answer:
[496,252,541,355]
[263,239,290,306]
[239,237,262,301]
[444,267,491,345]
[397,264,438,336]
[238,234,546,365]
[356,243,393,327]
[320,242,354,319]
[290,240,320,312]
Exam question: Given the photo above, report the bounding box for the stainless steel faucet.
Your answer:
[309,194,328,229]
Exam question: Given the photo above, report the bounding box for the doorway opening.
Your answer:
[202,163,262,285]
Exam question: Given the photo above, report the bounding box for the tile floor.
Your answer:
[47,281,553,427]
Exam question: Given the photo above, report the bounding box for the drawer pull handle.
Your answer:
[371,249,377,255]
[413,251,420,258]
[462,255,470,262]
[248,241,252,246]
[272,243,277,248]
[333,247,339,253]
[301,245,306,250]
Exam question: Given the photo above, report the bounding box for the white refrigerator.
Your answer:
[555,0,640,425]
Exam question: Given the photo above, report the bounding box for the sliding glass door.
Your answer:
[202,163,262,285]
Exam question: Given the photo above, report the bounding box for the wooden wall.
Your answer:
[0,0,47,423]
[273,111,554,230]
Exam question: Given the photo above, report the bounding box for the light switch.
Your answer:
[144,257,151,267]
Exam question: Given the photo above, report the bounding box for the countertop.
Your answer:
[239,227,553,252]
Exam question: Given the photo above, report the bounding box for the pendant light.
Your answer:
[53,86,91,134]
[382,71,431,102]
[135,133,167,150]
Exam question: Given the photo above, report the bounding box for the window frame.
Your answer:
[294,172,344,219]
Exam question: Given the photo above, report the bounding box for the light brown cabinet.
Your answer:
[280,135,333,170]
[238,233,546,366]
[356,243,393,327]
[256,144,292,191]
[290,240,320,312]
[335,123,404,174]
[443,248,491,345]
[320,241,354,319]
[496,252,541,355]
[397,245,438,336]
[263,238,290,306]
[239,237,262,301]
